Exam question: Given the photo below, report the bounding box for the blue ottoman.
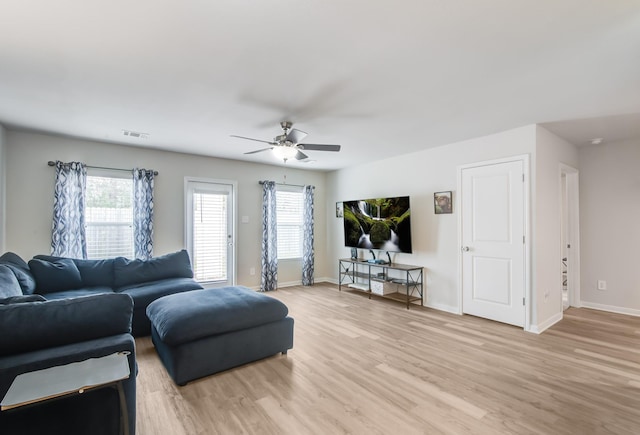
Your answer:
[146,286,294,385]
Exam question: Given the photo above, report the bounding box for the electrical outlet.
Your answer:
[597,280,607,291]
[250,267,256,276]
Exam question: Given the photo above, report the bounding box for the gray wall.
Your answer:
[533,125,579,328]
[4,130,329,288]
[579,138,640,314]
[326,124,581,331]
[6,125,637,321]
[327,126,537,314]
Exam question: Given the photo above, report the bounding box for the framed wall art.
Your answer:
[434,191,452,214]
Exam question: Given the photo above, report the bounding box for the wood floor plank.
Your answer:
[135,284,640,434]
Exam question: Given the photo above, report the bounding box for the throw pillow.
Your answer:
[0,264,23,298]
[0,252,37,294]
[28,258,83,294]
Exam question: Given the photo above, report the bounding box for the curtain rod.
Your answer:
[48,161,158,176]
[258,180,306,188]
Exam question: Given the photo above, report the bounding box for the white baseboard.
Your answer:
[277,279,302,288]
[579,301,640,317]
[528,312,563,334]
[425,301,460,315]
[284,278,460,316]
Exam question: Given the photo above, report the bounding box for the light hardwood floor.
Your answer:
[135,284,640,435]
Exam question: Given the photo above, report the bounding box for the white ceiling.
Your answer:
[1,1,639,171]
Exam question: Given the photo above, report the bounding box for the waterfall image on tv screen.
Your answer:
[343,196,412,253]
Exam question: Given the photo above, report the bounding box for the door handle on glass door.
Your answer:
[462,246,470,252]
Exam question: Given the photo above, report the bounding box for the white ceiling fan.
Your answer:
[231,121,341,162]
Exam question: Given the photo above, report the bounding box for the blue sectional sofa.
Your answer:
[0,249,204,336]
[0,291,137,435]
[0,249,205,434]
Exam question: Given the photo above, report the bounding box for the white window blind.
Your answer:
[276,189,303,259]
[191,190,228,282]
[85,176,134,259]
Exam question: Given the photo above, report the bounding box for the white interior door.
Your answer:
[461,158,526,327]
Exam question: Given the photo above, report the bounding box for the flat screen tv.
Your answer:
[343,196,412,253]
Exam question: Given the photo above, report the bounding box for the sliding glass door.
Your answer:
[185,178,236,286]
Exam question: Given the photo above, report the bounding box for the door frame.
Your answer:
[559,163,581,310]
[184,176,238,287]
[457,154,532,331]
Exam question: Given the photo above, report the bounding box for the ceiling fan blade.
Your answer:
[230,135,275,145]
[285,128,308,144]
[298,144,341,152]
[295,150,309,160]
[244,147,273,155]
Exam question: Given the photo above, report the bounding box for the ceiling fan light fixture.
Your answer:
[272,146,298,161]
[233,121,341,161]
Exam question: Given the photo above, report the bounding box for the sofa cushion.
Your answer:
[0,264,23,298]
[0,293,134,356]
[113,250,194,289]
[146,286,289,345]
[0,294,47,305]
[0,252,36,294]
[118,277,203,308]
[42,286,115,301]
[73,259,115,288]
[28,258,83,294]
[34,256,116,288]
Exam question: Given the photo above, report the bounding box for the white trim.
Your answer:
[457,154,532,331]
[275,184,304,193]
[0,126,6,252]
[184,176,238,286]
[559,164,581,309]
[425,301,460,314]
[529,311,563,334]
[277,279,303,288]
[325,277,339,286]
[242,284,261,291]
[86,167,131,179]
[320,279,459,313]
[580,301,640,317]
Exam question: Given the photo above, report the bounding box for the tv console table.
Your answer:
[338,258,424,309]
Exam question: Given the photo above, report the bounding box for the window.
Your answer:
[85,175,134,259]
[276,187,304,259]
[185,179,235,284]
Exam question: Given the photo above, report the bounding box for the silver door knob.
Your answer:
[462,246,470,252]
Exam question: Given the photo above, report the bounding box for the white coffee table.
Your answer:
[1,352,131,435]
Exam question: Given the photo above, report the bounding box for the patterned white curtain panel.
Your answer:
[302,185,315,286]
[51,161,88,259]
[261,181,278,291]
[133,169,155,260]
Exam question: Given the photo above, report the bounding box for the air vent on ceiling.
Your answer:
[122,130,149,139]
